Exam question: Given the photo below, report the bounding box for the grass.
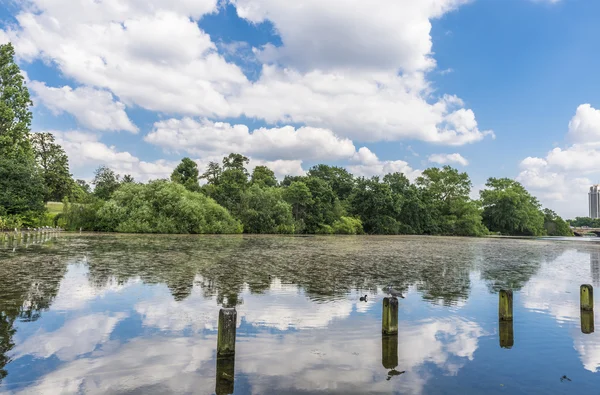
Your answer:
[46,201,64,215]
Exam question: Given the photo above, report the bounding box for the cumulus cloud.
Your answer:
[428,153,469,166]
[2,0,493,149]
[49,131,177,181]
[348,147,422,179]
[145,118,356,161]
[516,104,600,218]
[232,0,469,73]
[30,81,138,133]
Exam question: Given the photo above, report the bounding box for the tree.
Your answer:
[251,166,277,188]
[480,178,545,236]
[76,179,91,194]
[239,185,294,233]
[171,158,200,192]
[0,157,45,218]
[0,43,33,161]
[282,181,313,223]
[200,161,222,184]
[93,166,121,200]
[223,153,249,173]
[122,174,135,184]
[349,176,401,234]
[417,166,486,236]
[307,165,355,200]
[30,132,72,202]
[206,153,250,217]
[543,208,573,236]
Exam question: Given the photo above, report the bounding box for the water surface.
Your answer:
[0,234,600,394]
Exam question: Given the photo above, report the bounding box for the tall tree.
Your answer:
[93,166,121,200]
[0,157,45,217]
[480,178,545,236]
[30,132,72,202]
[251,166,277,188]
[307,165,355,200]
[0,43,33,161]
[543,208,573,236]
[171,157,200,192]
[200,161,222,184]
[121,174,135,184]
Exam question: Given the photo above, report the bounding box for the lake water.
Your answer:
[1,234,600,394]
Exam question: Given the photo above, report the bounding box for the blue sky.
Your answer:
[1,0,599,218]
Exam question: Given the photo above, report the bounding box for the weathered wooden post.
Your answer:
[382,333,399,369]
[217,308,237,357]
[499,290,513,321]
[382,297,399,335]
[581,284,594,311]
[216,308,236,395]
[499,321,514,348]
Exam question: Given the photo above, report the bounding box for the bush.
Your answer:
[95,180,242,234]
[332,216,364,235]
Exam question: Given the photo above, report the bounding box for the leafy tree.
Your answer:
[251,166,277,188]
[171,157,200,192]
[0,157,45,218]
[122,174,135,184]
[30,132,72,202]
[223,153,249,172]
[307,165,355,200]
[95,180,242,234]
[417,166,486,236]
[206,153,250,217]
[0,43,33,161]
[568,217,600,228]
[200,161,222,184]
[76,179,91,194]
[239,184,294,233]
[543,208,573,236]
[282,181,313,225]
[93,166,121,200]
[349,176,400,234]
[480,178,545,236]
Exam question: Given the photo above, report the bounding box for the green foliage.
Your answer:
[238,184,294,233]
[251,166,277,188]
[307,165,354,200]
[568,217,600,227]
[349,176,401,234]
[204,154,251,217]
[0,43,33,161]
[0,157,45,218]
[171,157,200,192]
[480,178,545,236]
[332,216,364,234]
[543,209,573,236]
[31,132,73,202]
[95,181,242,234]
[93,166,121,200]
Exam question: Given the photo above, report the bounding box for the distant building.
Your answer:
[590,185,600,218]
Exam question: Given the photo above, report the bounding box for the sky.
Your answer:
[1,0,599,219]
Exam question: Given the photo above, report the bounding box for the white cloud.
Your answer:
[2,0,493,149]
[516,104,600,218]
[232,0,469,73]
[30,81,138,133]
[428,153,469,166]
[49,131,177,181]
[145,118,356,161]
[348,147,422,179]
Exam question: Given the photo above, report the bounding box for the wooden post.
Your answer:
[499,290,513,321]
[217,308,237,357]
[581,310,595,334]
[499,321,514,349]
[382,297,399,335]
[382,334,398,369]
[581,284,594,311]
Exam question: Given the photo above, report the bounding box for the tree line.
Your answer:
[0,42,572,236]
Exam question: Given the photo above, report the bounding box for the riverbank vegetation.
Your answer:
[0,42,572,237]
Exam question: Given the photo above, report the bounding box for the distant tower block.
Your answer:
[590,185,600,219]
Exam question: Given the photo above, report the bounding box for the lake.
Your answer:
[1,234,600,394]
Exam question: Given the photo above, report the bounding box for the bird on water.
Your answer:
[385,285,405,298]
[359,295,368,302]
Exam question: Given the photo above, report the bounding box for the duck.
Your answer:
[359,295,368,302]
[385,285,405,299]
